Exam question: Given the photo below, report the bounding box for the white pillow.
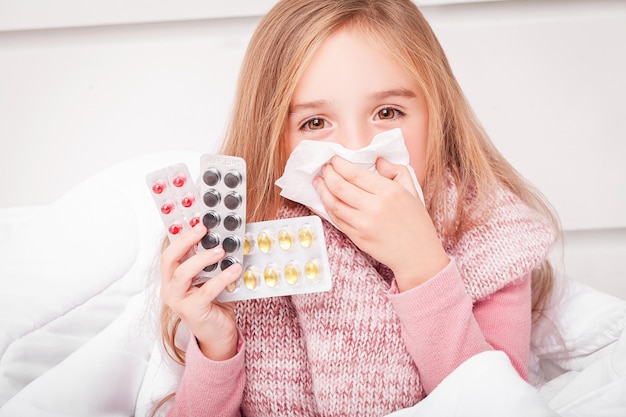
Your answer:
[0,179,139,404]
[0,150,202,406]
[530,278,626,384]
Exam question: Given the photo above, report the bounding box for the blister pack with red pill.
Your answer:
[146,163,201,242]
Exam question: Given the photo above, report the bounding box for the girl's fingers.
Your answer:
[319,161,368,207]
[197,262,243,301]
[326,156,383,194]
[317,157,385,224]
[167,246,227,300]
[375,158,420,197]
[313,174,359,229]
[374,157,402,181]
[329,156,417,197]
[161,224,208,283]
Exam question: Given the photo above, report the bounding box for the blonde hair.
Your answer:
[219,0,559,310]
[157,0,560,409]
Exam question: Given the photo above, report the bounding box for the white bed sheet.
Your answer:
[0,152,624,416]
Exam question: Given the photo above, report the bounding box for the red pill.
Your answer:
[152,180,166,194]
[160,201,175,215]
[172,174,186,187]
[168,223,183,235]
[189,216,200,227]
[181,194,195,208]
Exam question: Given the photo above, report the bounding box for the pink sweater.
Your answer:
[167,187,554,417]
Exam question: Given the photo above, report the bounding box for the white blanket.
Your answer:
[0,291,560,417]
[3,285,624,417]
[1,152,625,416]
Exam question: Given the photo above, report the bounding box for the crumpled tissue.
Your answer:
[275,128,423,225]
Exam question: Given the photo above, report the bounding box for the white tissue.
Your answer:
[275,128,423,224]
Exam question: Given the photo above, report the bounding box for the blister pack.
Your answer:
[146,163,201,242]
[194,154,247,285]
[218,215,332,302]
[147,157,333,302]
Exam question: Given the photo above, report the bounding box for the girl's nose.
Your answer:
[339,125,374,150]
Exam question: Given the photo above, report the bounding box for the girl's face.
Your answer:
[287,28,429,182]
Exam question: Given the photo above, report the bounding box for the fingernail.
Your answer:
[193,223,207,235]
[228,262,242,276]
[212,246,224,254]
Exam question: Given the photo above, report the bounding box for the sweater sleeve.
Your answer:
[388,260,531,394]
[167,336,246,417]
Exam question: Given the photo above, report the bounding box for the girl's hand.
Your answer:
[160,223,242,361]
[313,156,448,291]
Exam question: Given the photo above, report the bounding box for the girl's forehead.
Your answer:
[292,29,418,99]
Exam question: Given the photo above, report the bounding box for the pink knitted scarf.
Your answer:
[235,184,554,416]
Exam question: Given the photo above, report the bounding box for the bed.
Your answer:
[0,149,624,417]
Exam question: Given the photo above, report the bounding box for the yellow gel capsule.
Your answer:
[243,237,250,255]
[243,268,258,290]
[298,225,314,249]
[264,265,279,287]
[257,230,273,254]
[278,227,294,251]
[243,233,254,256]
[304,259,321,281]
[225,279,238,292]
[284,262,300,285]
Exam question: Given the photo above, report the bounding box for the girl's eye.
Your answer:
[302,117,326,131]
[377,107,397,120]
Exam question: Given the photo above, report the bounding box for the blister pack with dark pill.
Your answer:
[146,163,201,242]
[216,215,332,302]
[193,154,247,285]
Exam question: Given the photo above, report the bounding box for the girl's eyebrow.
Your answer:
[289,89,417,115]
[368,88,417,100]
[289,100,330,115]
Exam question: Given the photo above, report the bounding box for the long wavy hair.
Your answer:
[155,0,560,412]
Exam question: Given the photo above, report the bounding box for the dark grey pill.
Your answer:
[224,192,242,210]
[203,168,221,186]
[203,211,221,229]
[220,256,238,270]
[203,189,221,207]
[201,232,220,249]
[222,236,241,253]
[223,214,242,231]
[223,171,242,188]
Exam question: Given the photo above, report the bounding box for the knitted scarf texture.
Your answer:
[235,185,554,417]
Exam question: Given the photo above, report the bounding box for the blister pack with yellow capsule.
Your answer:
[216,215,332,302]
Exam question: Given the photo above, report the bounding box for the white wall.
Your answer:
[0,17,255,205]
[1,0,625,296]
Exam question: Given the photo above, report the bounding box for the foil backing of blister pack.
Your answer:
[217,215,332,302]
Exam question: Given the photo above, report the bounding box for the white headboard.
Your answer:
[0,0,624,297]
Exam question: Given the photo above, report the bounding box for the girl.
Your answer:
[158,0,559,415]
